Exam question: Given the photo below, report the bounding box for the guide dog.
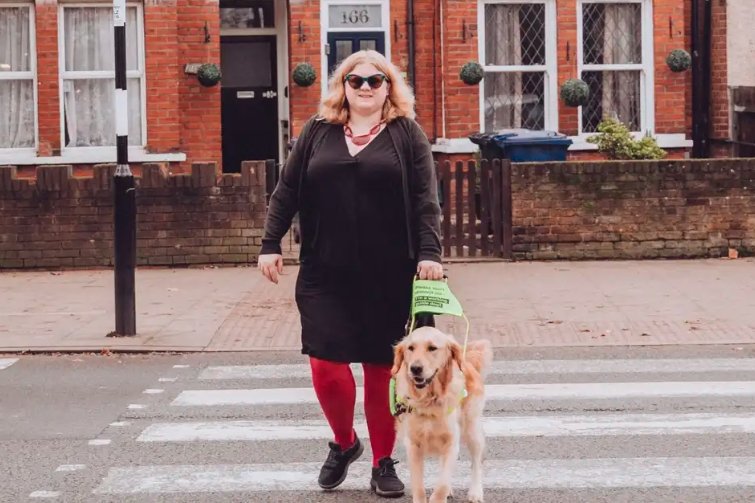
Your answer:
[391,326,493,502]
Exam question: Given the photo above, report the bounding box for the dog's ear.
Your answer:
[391,343,405,376]
[449,339,464,371]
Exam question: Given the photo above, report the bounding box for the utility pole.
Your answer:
[112,0,136,335]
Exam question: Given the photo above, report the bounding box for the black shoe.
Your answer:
[318,434,364,489]
[370,457,405,498]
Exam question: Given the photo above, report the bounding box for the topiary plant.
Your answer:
[666,49,691,72]
[586,118,666,160]
[459,61,484,85]
[292,62,316,87]
[197,63,221,87]
[560,79,590,107]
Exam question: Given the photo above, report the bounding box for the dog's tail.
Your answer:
[464,339,494,379]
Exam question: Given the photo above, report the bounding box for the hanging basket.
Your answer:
[459,61,484,85]
[197,63,221,87]
[666,49,691,72]
[560,78,590,107]
[292,63,316,87]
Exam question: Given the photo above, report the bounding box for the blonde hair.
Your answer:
[318,50,415,124]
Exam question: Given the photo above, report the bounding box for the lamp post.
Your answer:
[112,0,136,335]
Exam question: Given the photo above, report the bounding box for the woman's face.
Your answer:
[343,62,390,117]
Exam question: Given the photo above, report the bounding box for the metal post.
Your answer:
[112,0,136,335]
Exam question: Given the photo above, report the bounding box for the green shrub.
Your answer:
[586,118,667,160]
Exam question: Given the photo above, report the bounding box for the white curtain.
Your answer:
[63,7,141,147]
[485,4,523,130]
[0,7,34,148]
[601,4,640,130]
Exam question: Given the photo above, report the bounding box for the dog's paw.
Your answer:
[466,488,483,503]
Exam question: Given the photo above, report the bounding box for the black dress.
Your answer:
[294,124,416,365]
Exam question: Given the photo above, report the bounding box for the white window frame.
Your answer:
[57,2,148,159]
[478,0,558,132]
[576,0,654,137]
[0,3,38,157]
[319,0,392,97]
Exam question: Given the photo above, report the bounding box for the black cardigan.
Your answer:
[259,115,442,265]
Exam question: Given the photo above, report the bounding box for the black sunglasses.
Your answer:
[344,73,389,90]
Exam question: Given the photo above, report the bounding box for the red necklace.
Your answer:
[344,121,384,146]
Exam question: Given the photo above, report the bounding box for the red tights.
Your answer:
[309,356,395,467]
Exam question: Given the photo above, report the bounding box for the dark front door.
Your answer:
[220,35,278,173]
[327,32,385,74]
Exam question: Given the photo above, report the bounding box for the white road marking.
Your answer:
[92,457,755,494]
[197,358,755,380]
[158,377,177,383]
[0,358,19,370]
[29,491,60,498]
[88,439,111,446]
[137,412,755,443]
[143,389,164,394]
[128,404,146,410]
[171,381,755,406]
[110,422,130,427]
[56,464,87,472]
[172,365,190,369]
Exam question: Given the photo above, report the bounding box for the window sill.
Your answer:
[0,147,187,166]
[431,134,693,154]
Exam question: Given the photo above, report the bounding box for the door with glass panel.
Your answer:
[220,0,279,172]
[326,32,385,73]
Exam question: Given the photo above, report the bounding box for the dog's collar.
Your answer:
[389,376,467,417]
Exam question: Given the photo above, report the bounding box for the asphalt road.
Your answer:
[1,344,755,502]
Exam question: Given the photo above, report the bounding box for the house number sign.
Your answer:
[328,5,381,28]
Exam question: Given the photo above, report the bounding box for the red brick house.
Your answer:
[0,0,741,176]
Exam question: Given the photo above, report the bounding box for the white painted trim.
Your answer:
[478,0,558,132]
[57,3,147,149]
[430,133,692,153]
[0,148,187,165]
[0,4,37,151]
[92,458,755,494]
[319,0,392,97]
[577,0,655,135]
[275,0,289,163]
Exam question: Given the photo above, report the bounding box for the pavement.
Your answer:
[1,257,755,353]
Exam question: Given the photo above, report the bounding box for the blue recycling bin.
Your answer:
[470,129,572,162]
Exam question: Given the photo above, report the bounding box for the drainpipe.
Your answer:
[691,0,712,158]
[407,0,416,92]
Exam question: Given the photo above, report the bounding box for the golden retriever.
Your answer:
[391,326,493,503]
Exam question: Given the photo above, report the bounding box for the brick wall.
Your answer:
[511,159,755,260]
[0,163,266,270]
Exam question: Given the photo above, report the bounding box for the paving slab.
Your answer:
[1,258,754,352]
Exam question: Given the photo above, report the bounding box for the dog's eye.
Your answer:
[407,345,414,352]
[428,345,437,352]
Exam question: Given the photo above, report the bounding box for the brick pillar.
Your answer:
[35,0,60,156]
[288,0,321,136]
[443,0,480,139]
[177,0,221,169]
[709,0,729,144]
[556,0,579,136]
[653,0,690,135]
[144,0,181,154]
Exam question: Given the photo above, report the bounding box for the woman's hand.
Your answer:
[258,254,284,284]
[417,260,444,280]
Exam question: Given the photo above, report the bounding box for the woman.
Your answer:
[257,50,443,497]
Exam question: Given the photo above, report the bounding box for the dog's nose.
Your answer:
[410,364,423,376]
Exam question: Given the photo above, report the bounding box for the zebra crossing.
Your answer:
[0,358,18,370]
[86,354,755,500]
